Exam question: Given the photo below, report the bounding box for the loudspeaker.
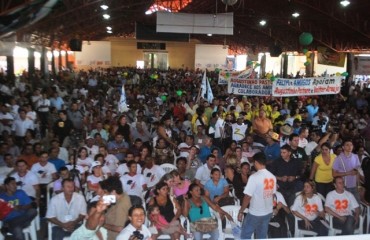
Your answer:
[269,44,282,57]
[69,39,82,51]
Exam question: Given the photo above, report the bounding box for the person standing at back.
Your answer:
[238,152,276,239]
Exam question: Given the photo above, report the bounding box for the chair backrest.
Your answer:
[160,163,177,174]
[221,205,242,229]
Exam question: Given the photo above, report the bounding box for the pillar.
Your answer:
[260,54,267,77]
[282,54,288,78]
[305,52,315,77]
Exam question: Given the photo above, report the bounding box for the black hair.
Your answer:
[100,176,124,194]
[281,144,292,152]
[211,168,221,175]
[62,178,74,187]
[289,133,299,141]
[4,176,15,185]
[176,157,187,165]
[128,205,146,217]
[253,152,267,165]
[127,160,137,168]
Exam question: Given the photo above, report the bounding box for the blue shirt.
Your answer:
[204,178,228,200]
[306,105,319,122]
[48,158,66,171]
[264,142,281,162]
[107,140,129,162]
[188,198,212,222]
[0,189,31,221]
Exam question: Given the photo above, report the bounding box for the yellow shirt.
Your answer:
[314,154,336,183]
[270,111,281,124]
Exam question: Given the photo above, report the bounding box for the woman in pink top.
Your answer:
[170,170,191,205]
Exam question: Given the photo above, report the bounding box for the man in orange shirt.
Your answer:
[253,109,273,145]
[18,143,39,169]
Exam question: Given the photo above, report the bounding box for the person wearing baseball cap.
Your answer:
[264,131,281,167]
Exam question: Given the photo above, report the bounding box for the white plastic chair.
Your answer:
[361,202,370,233]
[160,163,177,174]
[327,205,365,236]
[220,205,243,240]
[0,218,38,240]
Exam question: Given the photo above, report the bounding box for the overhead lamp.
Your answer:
[340,0,350,7]
[207,33,212,36]
[103,14,110,19]
[106,26,112,30]
[259,20,266,26]
[107,30,112,34]
[292,12,300,18]
[100,5,109,10]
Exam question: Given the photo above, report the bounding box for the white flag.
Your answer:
[118,84,129,113]
[206,77,214,103]
[201,70,207,99]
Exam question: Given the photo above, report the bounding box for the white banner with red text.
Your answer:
[272,77,342,97]
[227,78,272,96]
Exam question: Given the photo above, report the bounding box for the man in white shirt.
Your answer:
[120,160,147,206]
[116,153,142,177]
[31,151,57,184]
[325,176,360,235]
[232,116,249,143]
[195,154,219,188]
[84,136,99,159]
[142,156,165,189]
[36,92,51,137]
[51,140,69,163]
[11,159,40,203]
[238,152,277,239]
[99,145,119,174]
[214,112,225,150]
[46,178,87,240]
[11,109,34,146]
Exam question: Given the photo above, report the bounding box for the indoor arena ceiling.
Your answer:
[1,0,370,53]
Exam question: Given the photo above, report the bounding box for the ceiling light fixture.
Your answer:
[106,26,112,30]
[340,0,350,7]
[292,12,300,18]
[259,20,266,26]
[100,5,109,10]
[103,14,110,19]
[107,30,112,34]
[207,33,212,36]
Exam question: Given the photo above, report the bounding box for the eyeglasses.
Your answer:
[199,205,203,215]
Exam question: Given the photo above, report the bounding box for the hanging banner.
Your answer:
[272,77,342,96]
[218,68,253,84]
[228,78,272,96]
[352,55,370,75]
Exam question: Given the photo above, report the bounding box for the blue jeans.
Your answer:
[240,212,272,239]
[193,228,219,240]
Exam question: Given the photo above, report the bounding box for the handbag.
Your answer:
[191,217,218,233]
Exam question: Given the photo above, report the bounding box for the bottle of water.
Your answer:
[231,221,241,239]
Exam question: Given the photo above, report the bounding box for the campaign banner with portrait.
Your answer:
[352,55,370,75]
[228,78,272,96]
[272,77,342,96]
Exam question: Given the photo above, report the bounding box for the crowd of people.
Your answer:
[0,67,370,240]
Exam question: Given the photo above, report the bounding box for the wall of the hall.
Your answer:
[110,38,197,69]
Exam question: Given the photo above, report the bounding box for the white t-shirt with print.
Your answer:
[291,194,323,221]
[243,168,276,216]
[31,162,57,184]
[325,190,359,216]
[120,174,146,197]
